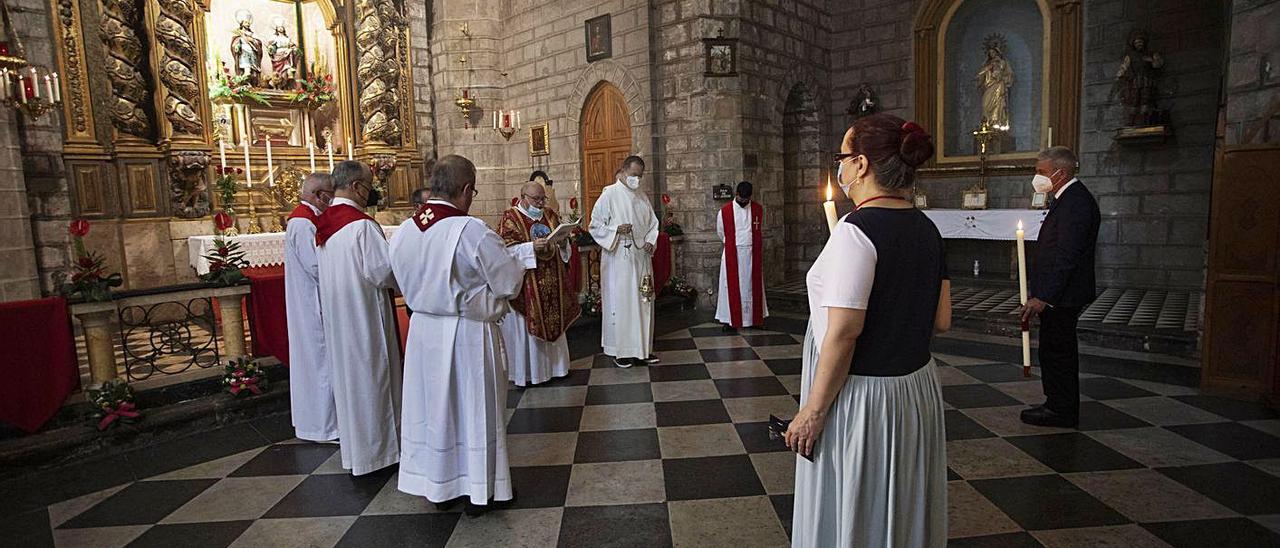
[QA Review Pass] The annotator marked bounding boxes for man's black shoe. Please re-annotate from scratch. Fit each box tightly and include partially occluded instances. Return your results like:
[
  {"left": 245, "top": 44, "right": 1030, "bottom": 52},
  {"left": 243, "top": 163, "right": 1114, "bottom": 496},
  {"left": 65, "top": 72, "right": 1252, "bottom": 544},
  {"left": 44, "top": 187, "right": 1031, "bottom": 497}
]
[{"left": 1020, "top": 406, "right": 1078, "bottom": 428}]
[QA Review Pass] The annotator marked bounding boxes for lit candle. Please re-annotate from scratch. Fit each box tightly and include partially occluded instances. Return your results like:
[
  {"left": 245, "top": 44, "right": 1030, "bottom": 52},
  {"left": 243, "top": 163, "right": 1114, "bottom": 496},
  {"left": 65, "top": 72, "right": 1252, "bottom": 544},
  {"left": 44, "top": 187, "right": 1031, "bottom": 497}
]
[
  {"left": 1016, "top": 220, "right": 1031, "bottom": 377},
  {"left": 218, "top": 139, "right": 227, "bottom": 170},
  {"left": 327, "top": 142, "right": 335, "bottom": 171},
  {"left": 44, "top": 75, "right": 53, "bottom": 102},
  {"left": 308, "top": 138, "right": 317, "bottom": 173},
  {"left": 823, "top": 179, "right": 838, "bottom": 232},
  {"left": 242, "top": 137, "right": 252, "bottom": 187},
  {"left": 265, "top": 137, "right": 274, "bottom": 187},
  {"left": 346, "top": 138, "right": 353, "bottom": 160}
]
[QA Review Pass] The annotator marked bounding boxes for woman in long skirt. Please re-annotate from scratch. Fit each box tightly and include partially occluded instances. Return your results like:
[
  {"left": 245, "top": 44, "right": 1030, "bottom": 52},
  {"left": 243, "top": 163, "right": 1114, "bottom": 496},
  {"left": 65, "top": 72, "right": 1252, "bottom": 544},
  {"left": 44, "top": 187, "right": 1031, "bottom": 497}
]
[{"left": 785, "top": 113, "right": 952, "bottom": 547}]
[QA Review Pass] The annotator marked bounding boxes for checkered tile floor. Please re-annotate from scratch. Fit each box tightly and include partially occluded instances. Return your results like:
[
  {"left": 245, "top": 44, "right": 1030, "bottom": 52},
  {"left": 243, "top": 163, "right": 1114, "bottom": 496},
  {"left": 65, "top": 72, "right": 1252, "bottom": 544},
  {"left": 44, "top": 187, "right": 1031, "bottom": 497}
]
[{"left": 16, "top": 320, "right": 1280, "bottom": 547}]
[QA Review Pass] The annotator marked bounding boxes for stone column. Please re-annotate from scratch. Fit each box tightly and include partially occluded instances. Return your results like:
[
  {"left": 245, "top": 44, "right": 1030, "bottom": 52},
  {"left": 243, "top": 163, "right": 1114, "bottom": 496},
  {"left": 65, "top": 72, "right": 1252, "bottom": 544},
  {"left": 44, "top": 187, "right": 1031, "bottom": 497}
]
[
  {"left": 217, "top": 295, "right": 247, "bottom": 359},
  {"left": 73, "top": 302, "right": 119, "bottom": 387}
]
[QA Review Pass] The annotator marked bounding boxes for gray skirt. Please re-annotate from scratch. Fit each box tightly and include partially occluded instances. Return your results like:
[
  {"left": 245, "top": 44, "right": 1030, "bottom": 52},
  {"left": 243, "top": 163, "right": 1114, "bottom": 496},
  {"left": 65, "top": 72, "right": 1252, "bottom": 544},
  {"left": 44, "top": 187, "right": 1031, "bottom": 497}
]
[{"left": 791, "top": 325, "right": 948, "bottom": 548}]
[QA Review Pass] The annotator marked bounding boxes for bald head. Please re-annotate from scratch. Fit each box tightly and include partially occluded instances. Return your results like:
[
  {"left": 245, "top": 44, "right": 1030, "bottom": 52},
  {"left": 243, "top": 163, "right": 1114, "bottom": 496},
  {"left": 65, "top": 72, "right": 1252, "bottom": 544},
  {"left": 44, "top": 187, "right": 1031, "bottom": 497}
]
[
  {"left": 301, "top": 172, "right": 334, "bottom": 211},
  {"left": 520, "top": 181, "right": 547, "bottom": 211}
]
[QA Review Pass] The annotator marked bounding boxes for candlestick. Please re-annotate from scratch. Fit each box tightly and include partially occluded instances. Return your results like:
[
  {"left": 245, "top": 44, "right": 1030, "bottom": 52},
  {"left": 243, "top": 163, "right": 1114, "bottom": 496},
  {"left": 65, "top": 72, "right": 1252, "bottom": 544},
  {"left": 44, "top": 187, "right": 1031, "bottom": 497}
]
[
  {"left": 346, "top": 138, "right": 353, "bottom": 161},
  {"left": 823, "top": 181, "right": 838, "bottom": 232},
  {"left": 327, "top": 142, "right": 335, "bottom": 171},
  {"left": 308, "top": 139, "right": 317, "bottom": 173},
  {"left": 242, "top": 138, "right": 252, "bottom": 186},
  {"left": 52, "top": 72, "right": 60, "bottom": 102},
  {"left": 219, "top": 140, "right": 227, "bottom": 170},
  {"left": 1016, "top": 220, "right": 1031, "bottom": 377},
  {"left": 1047, "top": 126, "right": 1053, "bottom": 148},
  {"left": 265, "top": 138, "right": 274, "bottom": 187}
]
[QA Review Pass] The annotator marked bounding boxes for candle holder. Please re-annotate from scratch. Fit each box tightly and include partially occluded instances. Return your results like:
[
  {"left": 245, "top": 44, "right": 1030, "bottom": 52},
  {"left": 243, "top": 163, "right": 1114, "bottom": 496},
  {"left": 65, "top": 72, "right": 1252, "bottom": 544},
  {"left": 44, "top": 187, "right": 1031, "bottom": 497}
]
[{"left": 492, "top": 109, "right": 521, "bottom": 141}]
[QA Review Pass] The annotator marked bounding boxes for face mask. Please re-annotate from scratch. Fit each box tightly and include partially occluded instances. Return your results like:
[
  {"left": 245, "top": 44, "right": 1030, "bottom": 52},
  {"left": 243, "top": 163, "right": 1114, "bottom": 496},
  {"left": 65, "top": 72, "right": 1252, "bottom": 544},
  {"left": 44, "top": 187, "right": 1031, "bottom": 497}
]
[
  {"left": 1031, "top": 169, "right": 1059, "bottom": 194},
  {"left": 625, "top": 175, "right": 640, "bottom": 190},
  {"left": 837, "top": 157, "right": 858, "bottom": 195},
  {"left": 525, "top": 204, "right": 543, "bottom": 219},
  {"left": 365, "top": 186, "right": 382, "bottom": 208}
]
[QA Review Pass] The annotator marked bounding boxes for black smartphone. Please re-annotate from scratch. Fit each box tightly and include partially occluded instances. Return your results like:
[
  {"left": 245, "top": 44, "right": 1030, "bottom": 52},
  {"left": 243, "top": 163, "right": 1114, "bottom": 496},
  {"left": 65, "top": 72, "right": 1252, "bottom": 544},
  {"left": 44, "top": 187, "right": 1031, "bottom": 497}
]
[{"left": 767, "top": 414, "right": 814, "bottom": 462}]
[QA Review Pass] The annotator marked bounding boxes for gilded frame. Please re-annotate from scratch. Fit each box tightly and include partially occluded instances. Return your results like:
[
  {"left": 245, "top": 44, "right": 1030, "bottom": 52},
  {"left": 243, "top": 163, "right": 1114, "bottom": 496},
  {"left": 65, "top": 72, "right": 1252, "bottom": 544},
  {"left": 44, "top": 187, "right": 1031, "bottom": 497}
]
[
  {"left": 913, "top": 0, "right": 1082, "bottom": 178},
  {"left": 529, "top": 123, "right": 550, "bottom": 157}
]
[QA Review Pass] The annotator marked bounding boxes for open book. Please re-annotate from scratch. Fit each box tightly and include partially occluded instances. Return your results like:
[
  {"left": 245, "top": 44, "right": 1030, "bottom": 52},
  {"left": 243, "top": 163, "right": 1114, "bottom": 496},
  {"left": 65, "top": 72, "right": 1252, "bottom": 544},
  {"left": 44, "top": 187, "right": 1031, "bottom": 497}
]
[{"left": 546, "top": 220, "right": 579, "bottom": 243}]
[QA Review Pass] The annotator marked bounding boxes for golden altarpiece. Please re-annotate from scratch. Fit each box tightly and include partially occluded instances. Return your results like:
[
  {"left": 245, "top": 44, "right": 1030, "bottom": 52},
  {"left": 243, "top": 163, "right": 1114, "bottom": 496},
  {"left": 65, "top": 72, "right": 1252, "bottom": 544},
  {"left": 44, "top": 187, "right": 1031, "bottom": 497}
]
[{"left": 48, "top": 0, "right": 420, "bottom": 287}]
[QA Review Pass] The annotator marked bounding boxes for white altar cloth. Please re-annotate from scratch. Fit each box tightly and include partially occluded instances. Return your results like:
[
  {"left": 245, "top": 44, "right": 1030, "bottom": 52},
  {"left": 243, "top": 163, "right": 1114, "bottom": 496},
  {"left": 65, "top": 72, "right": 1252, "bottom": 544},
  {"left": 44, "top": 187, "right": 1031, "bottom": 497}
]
[
  {"left": 922, "top": 209, "right": 1048, "bottom": 241},
  {"left": 188, "top": 226, "right": 400, "bottom": 275}
]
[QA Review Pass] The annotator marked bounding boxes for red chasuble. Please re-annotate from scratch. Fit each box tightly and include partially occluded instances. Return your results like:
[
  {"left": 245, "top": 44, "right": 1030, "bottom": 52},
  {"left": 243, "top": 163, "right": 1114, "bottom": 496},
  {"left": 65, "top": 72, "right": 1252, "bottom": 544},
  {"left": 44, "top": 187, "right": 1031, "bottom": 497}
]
[
  {"left": 287, "top": 203, "right": 319, "bottom": 224},
  {"left": 411, "top": 201, "right": 467, "bottom": 232},
  {"left": 721, "top": 201, "right": 764, "bottom": 328},
  {"left": 314, "top": 203, "right": 376, "bottom": 246},
  {"left": 498, "top": 207, "right": 581, "bottom": 342}
]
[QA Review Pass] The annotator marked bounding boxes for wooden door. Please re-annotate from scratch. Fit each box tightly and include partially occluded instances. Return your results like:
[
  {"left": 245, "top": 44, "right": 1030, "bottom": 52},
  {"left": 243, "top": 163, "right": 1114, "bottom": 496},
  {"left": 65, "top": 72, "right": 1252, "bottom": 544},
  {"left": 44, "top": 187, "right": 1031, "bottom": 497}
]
[
  {"left": 1202, "top": 144, "right": 1280, "bottom": 401},
  {"left": 580, "top": 83, "right": 632, "bottom": 225}
]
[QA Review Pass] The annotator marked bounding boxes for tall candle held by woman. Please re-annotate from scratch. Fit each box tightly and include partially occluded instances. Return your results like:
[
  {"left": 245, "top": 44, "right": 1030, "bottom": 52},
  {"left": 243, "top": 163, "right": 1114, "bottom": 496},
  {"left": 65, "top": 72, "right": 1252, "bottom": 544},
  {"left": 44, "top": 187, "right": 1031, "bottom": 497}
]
[{"left": 1016, "top": 220, "right": 1031, "bottom": 376}]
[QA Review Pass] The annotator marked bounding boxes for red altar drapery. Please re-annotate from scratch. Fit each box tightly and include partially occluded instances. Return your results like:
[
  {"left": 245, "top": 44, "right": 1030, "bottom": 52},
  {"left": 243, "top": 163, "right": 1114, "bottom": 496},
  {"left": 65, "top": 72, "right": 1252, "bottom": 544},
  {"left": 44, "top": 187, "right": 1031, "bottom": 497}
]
[{"left": 0, "top": 296, "right": 79, "bottom": 433}]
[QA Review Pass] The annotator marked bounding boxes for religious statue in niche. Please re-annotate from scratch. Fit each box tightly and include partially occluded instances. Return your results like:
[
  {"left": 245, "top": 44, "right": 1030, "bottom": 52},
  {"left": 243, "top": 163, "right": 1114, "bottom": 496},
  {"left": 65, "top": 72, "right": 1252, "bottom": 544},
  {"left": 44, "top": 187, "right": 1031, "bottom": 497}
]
[
  {"left": 267, "top": 16, "right": 301, "bottom": 89},
  {"left": 1113, "top": 29, "right": 1167, "bottom": 128},
  {"left": 230, "top": 10, "right": 264, "bottom": 86},
  {"left": 975, "top": 33, "right": 1013, "bottom": 131},
  {"left": 847, "top": 84, "right": 879, "bottom": 119}
]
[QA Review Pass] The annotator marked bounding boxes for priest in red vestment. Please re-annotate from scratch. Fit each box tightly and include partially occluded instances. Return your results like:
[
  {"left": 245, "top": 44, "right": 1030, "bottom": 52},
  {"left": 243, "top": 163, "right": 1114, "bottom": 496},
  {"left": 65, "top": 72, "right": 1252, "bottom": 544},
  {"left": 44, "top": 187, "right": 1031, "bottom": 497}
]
[
  {"left": 498, "top": 182, "right": 580, "bottom": 386},
  {"left": 715, "top": 181, "right": 768, "bottom": 330}
]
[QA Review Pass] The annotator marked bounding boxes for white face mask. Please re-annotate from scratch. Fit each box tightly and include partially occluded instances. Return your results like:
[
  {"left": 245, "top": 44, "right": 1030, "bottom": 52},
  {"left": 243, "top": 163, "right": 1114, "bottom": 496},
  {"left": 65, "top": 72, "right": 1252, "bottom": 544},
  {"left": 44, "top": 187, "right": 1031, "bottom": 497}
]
[
  {"left": 1031, "top": 170, "right": 1060, "bottom": 193},
  {"left": 523, "top": 203, "right": 543, "bottom": 219},
  {"left": 624, "top": 175, "right": 641, "bottom": 190},
  {"left": 837, "top": 157, "right": 858, "bottom": 195}
]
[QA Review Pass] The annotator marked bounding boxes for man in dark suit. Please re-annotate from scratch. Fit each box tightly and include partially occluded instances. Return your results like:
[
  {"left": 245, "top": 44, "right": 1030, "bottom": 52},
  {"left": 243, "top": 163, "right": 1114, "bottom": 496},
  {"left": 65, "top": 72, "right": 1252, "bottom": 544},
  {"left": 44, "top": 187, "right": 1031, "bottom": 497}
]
[{"left": 1020, "top": 146, "right": 1100, "bottom": 427}]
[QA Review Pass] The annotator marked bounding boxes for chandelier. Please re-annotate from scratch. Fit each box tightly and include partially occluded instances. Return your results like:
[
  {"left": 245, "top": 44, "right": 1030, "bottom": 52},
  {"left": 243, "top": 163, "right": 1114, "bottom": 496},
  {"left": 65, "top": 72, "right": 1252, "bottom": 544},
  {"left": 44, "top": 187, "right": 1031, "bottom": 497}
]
[{"left": 1, "top": 0, "right": 61, "bottom": 121}]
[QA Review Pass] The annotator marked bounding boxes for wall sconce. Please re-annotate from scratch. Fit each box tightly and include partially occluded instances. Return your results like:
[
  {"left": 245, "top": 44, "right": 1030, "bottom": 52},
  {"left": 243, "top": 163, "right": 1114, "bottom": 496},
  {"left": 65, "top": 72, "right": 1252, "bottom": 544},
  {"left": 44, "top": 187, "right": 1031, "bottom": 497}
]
[
  {"left": 455, "top": 88, "right": 475, "bottom": 127},
  {"left": 1, "top": 1, "right": 61, "bottom": 121},
  {"left": 492, "top": 109, "right": 520, "bottom": 140}
]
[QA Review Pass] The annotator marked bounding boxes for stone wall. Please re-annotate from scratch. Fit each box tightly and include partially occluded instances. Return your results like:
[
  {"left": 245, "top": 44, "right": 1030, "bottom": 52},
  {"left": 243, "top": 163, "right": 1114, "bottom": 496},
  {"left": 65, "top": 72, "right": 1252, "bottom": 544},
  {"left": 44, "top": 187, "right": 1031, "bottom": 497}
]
[
  {"left": 1224, "top": 0, "right": 1280, "bottom": 145},
  {"left": 0, "top": 114, "right": 41, "bottom": 302}
]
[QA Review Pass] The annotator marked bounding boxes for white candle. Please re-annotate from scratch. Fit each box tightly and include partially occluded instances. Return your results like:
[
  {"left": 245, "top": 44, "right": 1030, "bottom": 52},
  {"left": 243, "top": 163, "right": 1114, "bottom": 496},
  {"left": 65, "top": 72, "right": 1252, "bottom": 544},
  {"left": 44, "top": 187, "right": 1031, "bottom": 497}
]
[
  {"left": 44, "top": 75, "right": 53, "bottom": 103},
  {"left": 493, "top": 111, "right": 497, "bottom": 129},
  {"left": 1047, "top": 126, "right": 1053, "bottom": 148},
  {"left": 265, "top": 138, "right": 274, "bottom": 187},
  {"left": 52, "top": 72, "right": 60, "bottom": 102},
  {"left": 823, "top": 180, "right": 838, "bottom": 232},
  {"left": 308, "top": 139, "right": 316, "bottom": 173},
  {"left": 1, "top": 69, "right": 8, "bottom": 100},
  {"left": 516, "top": 111, "right": 521, "bottom": 128},
  {"left": 327, "top": 142, "right": 335, "bottom": 171},
  {"left": 346, "top": 138, "right": 353, "bottom": 160},
  {"left": 29, "top": 68, "right": 37, "bottom": 98},
  {"left": 218, "top": 140, "right": 227, "bottom": 170},
  {"left": 242, "top": 138, "right": 252, "bottom": 187},
  {"left": 1016, "top": 220, "right": 1031, "bottom": 376}
]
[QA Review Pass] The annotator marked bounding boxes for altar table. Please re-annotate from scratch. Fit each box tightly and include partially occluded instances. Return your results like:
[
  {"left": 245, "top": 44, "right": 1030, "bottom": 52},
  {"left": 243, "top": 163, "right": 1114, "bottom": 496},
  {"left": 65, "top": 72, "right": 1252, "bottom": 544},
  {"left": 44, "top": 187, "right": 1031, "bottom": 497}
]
[
  {"left": 922, "top": 209, "right": 1048, "bottom": 241},
  {"left": 188, "top": 226, "right": 400, "bottom": 275}
]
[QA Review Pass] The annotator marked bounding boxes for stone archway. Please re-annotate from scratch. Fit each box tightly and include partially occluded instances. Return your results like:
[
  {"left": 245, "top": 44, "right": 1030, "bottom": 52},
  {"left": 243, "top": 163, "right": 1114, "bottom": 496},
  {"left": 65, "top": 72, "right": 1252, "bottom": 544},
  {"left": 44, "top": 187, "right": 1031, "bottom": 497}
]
[{"left": 782, "top": 82, "right": 825, "bottom": 280}]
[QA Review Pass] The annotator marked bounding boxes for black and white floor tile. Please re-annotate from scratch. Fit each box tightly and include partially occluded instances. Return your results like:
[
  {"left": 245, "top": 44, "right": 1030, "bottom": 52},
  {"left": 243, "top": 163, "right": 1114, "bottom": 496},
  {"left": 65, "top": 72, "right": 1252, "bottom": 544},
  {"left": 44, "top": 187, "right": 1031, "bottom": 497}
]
[{"left": 7, "top": 315, "right": 1280, "bottom": 547}]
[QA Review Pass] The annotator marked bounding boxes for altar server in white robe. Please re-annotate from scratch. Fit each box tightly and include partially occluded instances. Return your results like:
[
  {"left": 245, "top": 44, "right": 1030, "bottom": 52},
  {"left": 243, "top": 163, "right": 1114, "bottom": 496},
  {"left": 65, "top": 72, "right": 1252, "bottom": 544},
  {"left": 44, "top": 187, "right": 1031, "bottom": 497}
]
[
  {"left": 314, "top": 160, "right": 402, "bottom": 476},
  {"left": 589, "top": 156, "right": 661, "bottom": 368},
  {"left": 498, "top": 182, "right": 580, "bottom": 386},
  {"left": 285, "top": 172, "right": 338, "bottom": 442},
  {"left": 390, "top": 155, "right": 534, "bottom": 516},
  {"left": 716, "top": 181, "right": 769, "bottom": 331}
]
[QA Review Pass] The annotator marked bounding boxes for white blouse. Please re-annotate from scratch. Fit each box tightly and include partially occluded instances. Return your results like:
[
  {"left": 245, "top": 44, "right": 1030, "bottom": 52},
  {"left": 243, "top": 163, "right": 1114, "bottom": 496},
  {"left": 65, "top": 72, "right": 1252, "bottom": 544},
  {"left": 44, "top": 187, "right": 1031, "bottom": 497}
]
[{"left": 805, "top": 213, "right": 878, "bottom": 349}]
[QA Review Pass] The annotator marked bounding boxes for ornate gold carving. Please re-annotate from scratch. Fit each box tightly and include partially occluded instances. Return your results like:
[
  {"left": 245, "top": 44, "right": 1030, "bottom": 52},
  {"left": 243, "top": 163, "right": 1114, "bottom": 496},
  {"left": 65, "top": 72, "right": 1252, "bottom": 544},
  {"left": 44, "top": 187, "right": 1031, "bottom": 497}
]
[
  {"left": 168, "top": 150, "right": 210, "bottom": 218},
  {"left": 267, "top": 165, "right": 305, "bottom": 210},
  {"left": 99, "top": 0, "right": 153, "bottom": 137},
  {"left": 355, "top": 0, "right": 403, "bottom": 146},
  {"left": 153, "top": 0, "right": 203, "bottom": 135},
  {"left": 53, "top": 0, "right": 94, "bottom": 141}
]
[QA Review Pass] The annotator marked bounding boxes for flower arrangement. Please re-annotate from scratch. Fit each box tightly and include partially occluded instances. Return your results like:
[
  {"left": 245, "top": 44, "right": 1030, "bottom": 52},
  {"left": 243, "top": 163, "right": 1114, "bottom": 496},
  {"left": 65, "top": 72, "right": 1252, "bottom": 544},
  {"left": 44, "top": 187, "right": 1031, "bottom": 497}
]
[
  {"left": 566, "top": 197, "right": 581, "bottom": 224},
  {"left": 581, "top": 290, "right": 602, "bottom": 316},
  {"left": 663, "top": 275, "right": 699, "bottom": 304},
  {"left": 214, "top": 166, "right": 244, "bottom": 213},
  {"left": 200, "top": 213, "right": 248, "bottom": 286},
  {"left": 223, "top": 357, "right": 268, "bottom": 397},
  {"left": 56, "top": 219, "right": 123, "bottom": 302},
  {"left": 660, "top": 194, "right": 684, "bottom": 237},
  {"left": 209, "top": 63, "right": 270, "bottom": 106},
  {"left": 87, "top": 378, "right": 140, "bottom": 431},
  {"left": 287, "top": 68, "right": 336, "bottom": 109}
]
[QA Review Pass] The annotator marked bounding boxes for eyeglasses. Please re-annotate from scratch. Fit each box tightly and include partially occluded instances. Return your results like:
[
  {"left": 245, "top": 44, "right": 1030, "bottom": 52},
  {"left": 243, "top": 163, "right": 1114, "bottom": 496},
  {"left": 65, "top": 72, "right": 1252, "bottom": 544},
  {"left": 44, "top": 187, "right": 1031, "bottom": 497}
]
[
  {"left": 832, "top": 153, "right": 857, "bottom": 170},
  {"left": 470, "top": 186, "right": 479, "bottom": 198},
  {"left": 521, "top": 193, "right": 547, "bottom": 204}
]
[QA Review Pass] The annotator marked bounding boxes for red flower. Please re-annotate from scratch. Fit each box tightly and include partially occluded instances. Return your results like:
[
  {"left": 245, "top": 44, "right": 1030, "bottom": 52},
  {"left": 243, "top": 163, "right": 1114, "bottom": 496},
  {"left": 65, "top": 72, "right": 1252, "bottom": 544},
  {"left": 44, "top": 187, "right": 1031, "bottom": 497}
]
[
  {"left": 236, "top": 167, "right": 245, "bottom": 174},
  {"left": 511, "top": 197, "right": 519, "bottom": 207},
  {"left": 661, "top": 194, "right": 671, "bottom": 205},
  {"left": 77, "top": 256, "right": 96, "bottom": 269},
  {"left": 569, "top": 197, "right": 578, "bottom": 210},
  {"left": 214, "top": 211, "right": 234, "bottom": 232},
  {"left": 69, "top": 219, "right": 90, "bottom": 237},
  {"left": 324, "top": 74, "right": 333, "bottom": 82}
]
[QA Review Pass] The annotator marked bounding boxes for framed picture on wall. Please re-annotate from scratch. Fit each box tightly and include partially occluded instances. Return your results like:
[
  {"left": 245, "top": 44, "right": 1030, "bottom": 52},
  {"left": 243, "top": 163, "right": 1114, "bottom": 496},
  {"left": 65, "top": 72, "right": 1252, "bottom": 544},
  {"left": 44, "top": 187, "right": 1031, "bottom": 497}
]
[
  {"left": 529, "top": 123, "right": 550, "bottom": 157},
  {"left": 585, "top": 15, "right": 611, "bottom": 62},
  {"left": 962, "top": 187, "right": 988, "bottom": 210},
  {"left": 703, "top": 32, "right": 738, "bottom": 77}
]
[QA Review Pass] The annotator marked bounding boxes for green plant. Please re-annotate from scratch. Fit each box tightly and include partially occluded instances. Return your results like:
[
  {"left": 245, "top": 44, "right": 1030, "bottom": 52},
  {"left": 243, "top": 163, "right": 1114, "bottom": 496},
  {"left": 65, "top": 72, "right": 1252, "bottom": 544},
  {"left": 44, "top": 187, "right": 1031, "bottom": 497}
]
[
  {"left": 200, "top": 236, "right": 248, "bottom": 286},
  {"left": 88, "top": 378, "right": 139, "bottom": 431},
  {"left": 223, "top": 357, "right": 268, "bottom": 396},
  {"left": 214, "top": 166, "right": 243, "bottom": 211},
  {"left": 56, "top": 219, "right": 123, "bottom": 302},
  {"left": 286, "top": 67, "right": 336, "bottom": 108},
  {"left": 210, "top": 63, "right": 271, "bottom": 106}
]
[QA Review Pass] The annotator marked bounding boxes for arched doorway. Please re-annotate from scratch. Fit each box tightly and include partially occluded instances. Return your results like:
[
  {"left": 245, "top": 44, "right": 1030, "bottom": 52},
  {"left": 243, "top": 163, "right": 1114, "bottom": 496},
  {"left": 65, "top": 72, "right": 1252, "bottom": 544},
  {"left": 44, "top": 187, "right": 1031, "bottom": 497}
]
[
  {"left": 580, "top": 82, "right": 632, "bottom": 224},
  {"left": 782, "top": 82, "right": 823, "bottom": 280}
]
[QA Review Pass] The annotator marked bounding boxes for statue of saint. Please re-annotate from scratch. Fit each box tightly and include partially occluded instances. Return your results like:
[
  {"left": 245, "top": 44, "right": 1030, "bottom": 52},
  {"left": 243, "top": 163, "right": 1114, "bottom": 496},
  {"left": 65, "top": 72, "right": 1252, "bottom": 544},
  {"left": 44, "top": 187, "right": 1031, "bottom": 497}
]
[
  {"left": 975, "top": 34, "right": 1013, "bottom": 131},
  {"left": 267, "top": 17, "right": 300, "bottom": 88},
  {"left": 1113, "top": 29, "right": 1165, "bottom": 127},
  {"left": 230, "top": 10, "right": 263, "bottom": 86}
]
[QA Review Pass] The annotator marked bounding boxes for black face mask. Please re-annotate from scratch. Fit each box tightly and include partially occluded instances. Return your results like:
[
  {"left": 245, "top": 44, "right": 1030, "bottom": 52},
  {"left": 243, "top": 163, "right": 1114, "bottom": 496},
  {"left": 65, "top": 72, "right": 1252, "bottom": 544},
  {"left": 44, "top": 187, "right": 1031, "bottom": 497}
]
[{"left": 365, "top": 186, "right": 382, "bottom": 208}]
